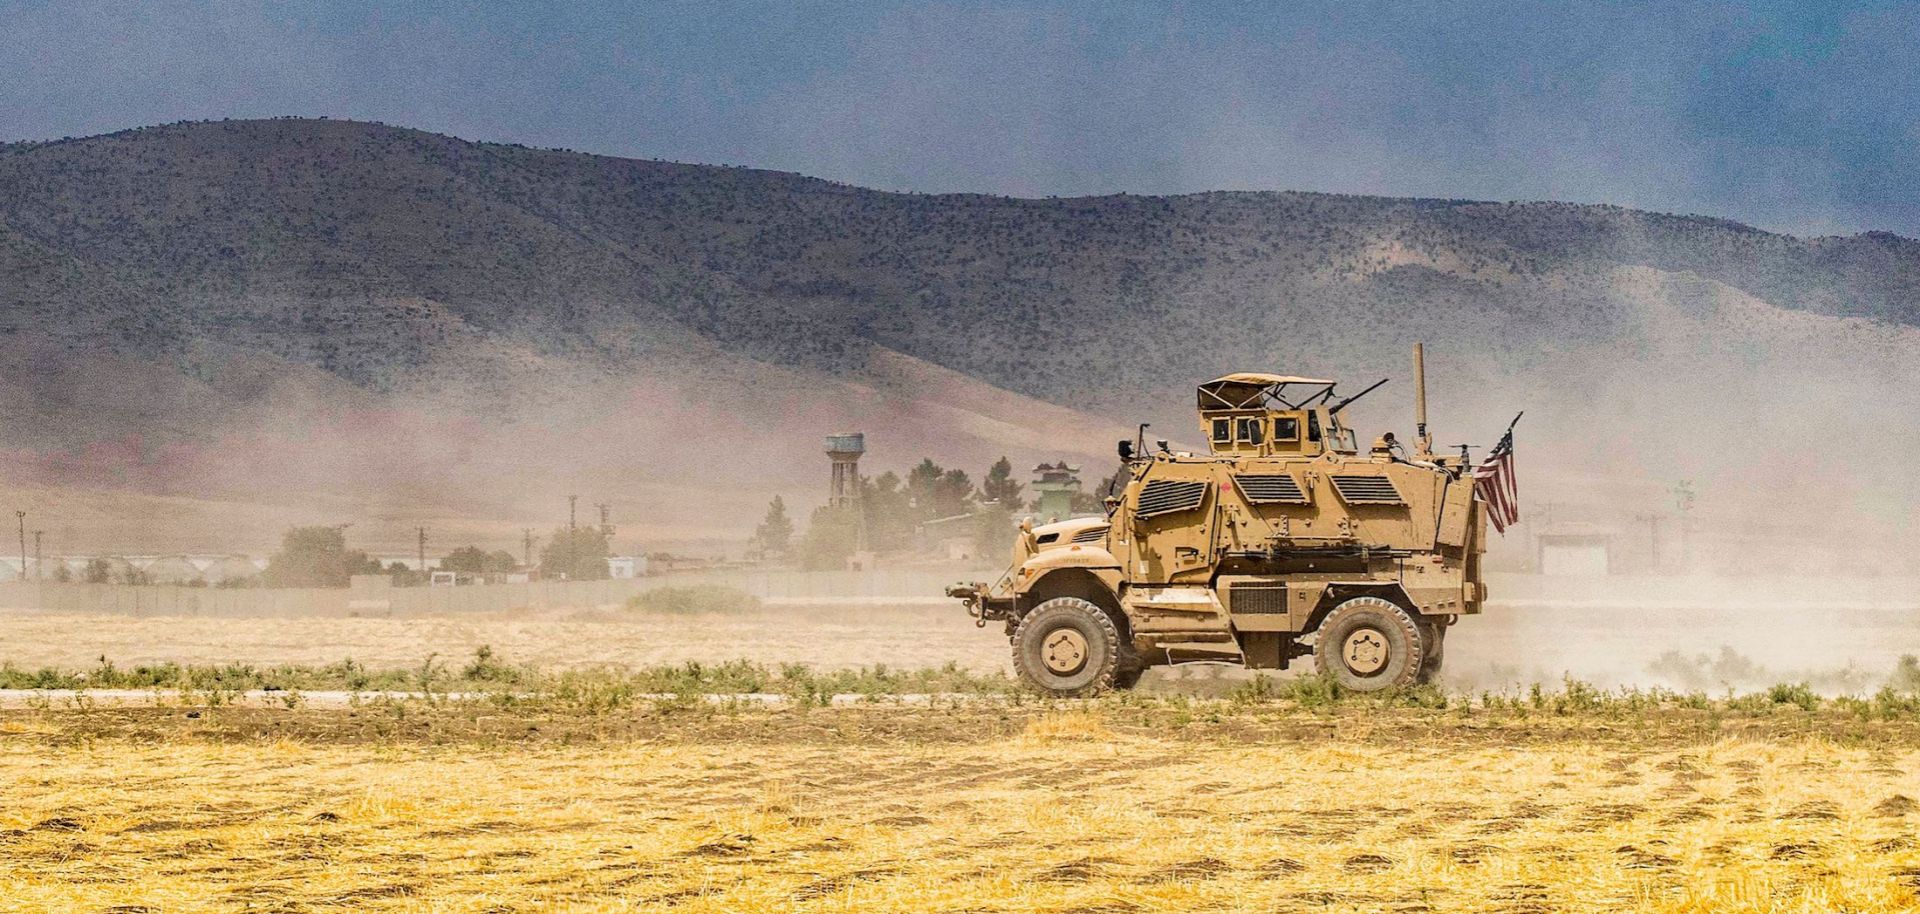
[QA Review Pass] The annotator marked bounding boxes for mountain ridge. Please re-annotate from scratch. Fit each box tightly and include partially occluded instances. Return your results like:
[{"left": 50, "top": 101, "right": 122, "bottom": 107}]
[{"left": 3, "top": 117, "right": 1917, "bottom": 558}]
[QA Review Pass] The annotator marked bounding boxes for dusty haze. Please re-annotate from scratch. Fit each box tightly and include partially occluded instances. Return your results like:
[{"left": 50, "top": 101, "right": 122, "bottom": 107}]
[{"left": 1, "top": 119, "right": 1917, "bottom": 688}]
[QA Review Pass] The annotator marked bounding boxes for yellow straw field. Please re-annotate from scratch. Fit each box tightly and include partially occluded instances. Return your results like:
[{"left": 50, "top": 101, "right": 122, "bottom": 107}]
[{"left": 6, "top": 705, "right": 1920, "bottom": 913}]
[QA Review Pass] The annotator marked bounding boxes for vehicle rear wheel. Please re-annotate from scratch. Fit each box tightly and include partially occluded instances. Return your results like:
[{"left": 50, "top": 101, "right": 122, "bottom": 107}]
[
  {"left": 1012, "top": 597, "right": 1122, "bottom": 697},
  {"left": 1313, "top": 597, "right": 1425, "bottom": 692},
  {"left": 1416, "top": 620, "right": 1447, "bottom": 684}
]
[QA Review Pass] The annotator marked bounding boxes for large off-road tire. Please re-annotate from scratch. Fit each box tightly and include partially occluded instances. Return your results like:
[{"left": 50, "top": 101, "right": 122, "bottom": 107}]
[
  {"left": 1012, "top": 597, "right": 1123, "bottom": 697},
  {"left": 1313, "top": 596, "right": 1426, "bottom": 692},
  {"left": 1416, "top": 620, "right": 1448, "bottom": 684}
]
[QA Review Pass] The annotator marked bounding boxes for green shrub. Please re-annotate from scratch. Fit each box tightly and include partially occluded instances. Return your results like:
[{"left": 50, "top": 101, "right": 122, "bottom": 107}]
[
  {"left": 1765, "top": 682, "right": 1821, "bottom": 711},
  {"left": 461, "top": 645, "right": 524, "bottom": 684}
]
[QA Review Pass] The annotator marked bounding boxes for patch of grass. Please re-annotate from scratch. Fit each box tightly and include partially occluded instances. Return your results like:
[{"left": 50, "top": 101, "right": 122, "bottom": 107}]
[
  {"left": 626, "top": 585, "right": 763, "bottom": 614},
  {"left": 11, "top": 653, "right": 1920, "bottom": 727}
]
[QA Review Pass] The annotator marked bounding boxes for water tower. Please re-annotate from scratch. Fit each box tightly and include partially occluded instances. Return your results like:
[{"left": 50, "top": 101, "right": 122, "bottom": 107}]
[{"left": 825, "top": 433, "right": 865, "bottom": 507}]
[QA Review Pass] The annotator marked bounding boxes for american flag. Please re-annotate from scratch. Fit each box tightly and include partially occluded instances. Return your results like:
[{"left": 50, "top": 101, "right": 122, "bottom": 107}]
[{"left": 1473, "top": 418, "right": 1521, "bottom": 534}]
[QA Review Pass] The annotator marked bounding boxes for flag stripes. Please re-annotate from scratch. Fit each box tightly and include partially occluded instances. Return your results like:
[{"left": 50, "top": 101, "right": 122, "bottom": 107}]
[{"left": 1473, "top": 424, "right": 1520, "bottom": 534}]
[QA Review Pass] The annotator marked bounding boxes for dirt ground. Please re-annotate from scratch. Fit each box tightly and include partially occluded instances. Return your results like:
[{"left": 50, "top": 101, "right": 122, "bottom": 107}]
[
  {"left": 7, "top": 704, "right": 1920, "bottom": 913},
  {"left": 0, "top": 605, "right": 1009, "bottom": 674}
]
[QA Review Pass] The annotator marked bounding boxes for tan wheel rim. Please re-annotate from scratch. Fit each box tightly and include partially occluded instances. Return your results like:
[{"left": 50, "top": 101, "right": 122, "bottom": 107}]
[
  {"left": 1042, "top": 628, "right": 1089, "bottom": 674},
  {"left": 1343, "top": 628, "right": 1389, "bottom": 676}
]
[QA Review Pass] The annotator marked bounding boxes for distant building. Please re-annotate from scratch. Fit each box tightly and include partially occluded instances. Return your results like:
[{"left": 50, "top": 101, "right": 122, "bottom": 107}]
[
  {"left": 607, "top": 555, "right": 647, "bottom": 579},
  {"left": 135, "top": 555, "right": 204, "bottom": 584},
  {"left": 1535, "top": 523, "right": 1613, "bottom": 576},
  {"left": 374, "top": 555, "right": 441, "bottom": 572},
  {"left": 916, "top": 514, "right": 978, "bottom": 563}
]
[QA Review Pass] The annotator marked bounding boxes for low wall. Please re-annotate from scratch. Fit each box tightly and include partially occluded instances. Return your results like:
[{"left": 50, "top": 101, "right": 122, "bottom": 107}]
[{"left": 0, "top": 567, "right": 990, "bottom": 617}]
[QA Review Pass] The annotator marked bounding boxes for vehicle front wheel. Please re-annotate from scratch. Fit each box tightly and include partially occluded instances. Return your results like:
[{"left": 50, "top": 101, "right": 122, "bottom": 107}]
[
  {"left": 1313, "top": 597, "right": 1425, "bottom": 692},
  {"left": 1011, "top": 597, "right": 1122, "bottom": 697}
]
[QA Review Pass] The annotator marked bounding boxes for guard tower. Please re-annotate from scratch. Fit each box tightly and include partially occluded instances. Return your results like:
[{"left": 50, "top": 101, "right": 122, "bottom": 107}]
[
  {"left": 825, "top": 433, "right": 865, "bottom": 507},
  {"left": 1031, "top": 461, "right": 1082, "bottom": 520}
]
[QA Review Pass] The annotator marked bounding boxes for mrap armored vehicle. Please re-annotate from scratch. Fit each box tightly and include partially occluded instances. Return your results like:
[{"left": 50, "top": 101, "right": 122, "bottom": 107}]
[{"left": 948, "top": 345, "right": 1489, "bottom": 696}]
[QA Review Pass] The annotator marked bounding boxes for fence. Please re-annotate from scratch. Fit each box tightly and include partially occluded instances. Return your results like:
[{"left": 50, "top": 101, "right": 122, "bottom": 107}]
[{"left": 11, "top": 569, "right": 1907, "bottom": 620}]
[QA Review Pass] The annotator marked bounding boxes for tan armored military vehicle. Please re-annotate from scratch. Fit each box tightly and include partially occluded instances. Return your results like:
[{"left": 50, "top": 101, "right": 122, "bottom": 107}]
[{"left": 948, "top": 345, "right": 1489, "bottom": 696}]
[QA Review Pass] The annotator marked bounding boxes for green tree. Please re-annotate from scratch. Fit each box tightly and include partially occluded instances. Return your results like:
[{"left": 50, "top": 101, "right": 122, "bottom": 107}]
[
  {"left": 753, "top": 496, "right": 795, "bottom": 556},
  {"left": 906, "top": 458, "right": 974, "bottom": 520},
  {"left": 980, "top": 456, "right": 1025, "bottom": 510},
  {"left": 539, "top": 526, "right": 611, "bottom": 580},
  {"left": 798, "top": 504, "right": 859, "bottom": 571},
  {"left": 83, "top": 558, "right": 110, "bottom": 584},
  {"left": 974, "top": 502, "right": 1020, "bottom": 561},
  {"left": 1074, "top": 468, "right": 1126, "bottom": 515},
  {"left": 862, "top": 471, "right": 914, "bottom": 546},
  {"left": 262, "top": 526, "right": 382, "bottom": 588}
]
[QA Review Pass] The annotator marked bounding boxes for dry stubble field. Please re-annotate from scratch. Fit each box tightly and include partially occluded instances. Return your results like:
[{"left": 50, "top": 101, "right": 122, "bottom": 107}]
[
  {"left": 8, "top": 704, "right": 1920, "bottom": 913},
  {"left": 10, "top": 594, "right": 1920, "bottom": 912}
]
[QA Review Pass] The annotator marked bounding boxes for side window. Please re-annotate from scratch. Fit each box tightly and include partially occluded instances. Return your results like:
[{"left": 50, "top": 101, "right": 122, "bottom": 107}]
[
  {"left": 1272, "top": 417, "right": 1300, "bottom": 441},
  {"left": 1307, "top": 411, "right": 1322, "bottom": 442},
  {"left": 1211, "top": 418, "right": 1231, "bottom": 444},
  {"left": 1236, "top": 417, "right": 1264, "bottom": 444}
]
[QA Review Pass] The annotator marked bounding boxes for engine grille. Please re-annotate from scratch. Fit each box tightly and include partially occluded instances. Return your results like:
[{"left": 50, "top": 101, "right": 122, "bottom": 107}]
[
  {"left": 1234, "top": 474, "right": 1308, "bottom": 504},
  {"left": 1070, "top": 526, "right": 1110, "bottom": 544},
  {"left": 1230, "top": 584, "right": 1288, "bottom": 614},
  {"left": 1330, "top": 475, "right": 1405, "bottom": 505},
  {"left": 1136, "top": 479, "right": 1209, "bottom": 518}
]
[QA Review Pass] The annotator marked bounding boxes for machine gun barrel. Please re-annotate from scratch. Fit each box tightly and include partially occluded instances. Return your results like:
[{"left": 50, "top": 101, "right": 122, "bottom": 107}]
[{"left": 1329, "top": 377, "right": 1389, "bottom": 414}]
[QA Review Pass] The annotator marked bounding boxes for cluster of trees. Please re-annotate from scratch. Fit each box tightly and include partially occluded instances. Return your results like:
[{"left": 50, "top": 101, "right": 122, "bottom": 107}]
[
  {"left": 45, "top": 558, "right": 124, "bottom": 584},
  {"left": 263, "top": 526, "right": 384, "bottom": 587},
  {"left": 439, "top": 545, "right": 518, "bottom": 575},
  {"left": 255, "top": 524, "right": 612, "bottom": 587},
  {"left": 537, "top": 527, "right": 611, "bottom": 581},
  {"left": 755, "top": 456, "right": 1117, "bottom": 571}
]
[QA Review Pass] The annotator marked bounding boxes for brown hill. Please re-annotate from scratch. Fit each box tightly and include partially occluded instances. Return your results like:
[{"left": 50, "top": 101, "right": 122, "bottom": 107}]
[{"left": 2, "top": 118, "right": 1916, "bottom": 561}]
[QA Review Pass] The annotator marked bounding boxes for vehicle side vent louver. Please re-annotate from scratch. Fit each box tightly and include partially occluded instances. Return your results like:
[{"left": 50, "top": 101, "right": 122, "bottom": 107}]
[
  {"left": 1330, "top": 475, "right": 1405, "bottom": 505},
  {"left": 1230, "top": 584, "right": 1288, "bottom": 614},
  {"left": 1136, "top": 480, "right": 1209, "bottom": 518},
  {"left": 1070, "top": 526, "right": 1110, "bottom": 544},
  {"left": 1234, "top": 474, "right": 1308, "bottom": 504}
]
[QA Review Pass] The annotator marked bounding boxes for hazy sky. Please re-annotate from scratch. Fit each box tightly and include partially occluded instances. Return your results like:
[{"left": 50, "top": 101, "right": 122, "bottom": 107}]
[{"left": 3, "top": 1, "right": 1916, "bottom": 237}]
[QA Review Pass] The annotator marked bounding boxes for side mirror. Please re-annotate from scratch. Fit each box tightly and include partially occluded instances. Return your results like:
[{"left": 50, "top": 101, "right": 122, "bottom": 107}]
[
  {"left": 1156, "top": 438, "right": 1170, "bottom": 453},
  {"left": 1117, "top": 439, "right": 1134, "bottom": 460}
]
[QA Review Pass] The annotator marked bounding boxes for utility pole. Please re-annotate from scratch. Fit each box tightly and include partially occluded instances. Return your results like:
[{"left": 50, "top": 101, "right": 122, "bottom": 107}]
[
  {"left": 417, "top": 527, "right": 428, "bottom": 580},
  {"left": 1671, "top": 480, "right": 1696, "bottom": 572},
  {"left": 567, "top": 495, "right": 579, "bottom": 580},
  {"left": 14, "top": 511, "right": 23, "bottom": 583},
  {"left": 1635, "top": 513, "right": 1662, "bottom": 573},
  {"left": 596, "top": 502, "right": 612, "bottom": 538},
  {"left": 33, "top": 531, "right": 43, "bottom": 581},
  {"left": 523, "top": 528, "right": 535, "bottom": 569}
]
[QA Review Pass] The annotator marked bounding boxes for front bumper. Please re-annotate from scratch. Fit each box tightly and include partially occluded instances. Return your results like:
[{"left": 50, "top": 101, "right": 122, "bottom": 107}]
[{"left": 946, "top": 580, "right": 1015, "bottom": 627}]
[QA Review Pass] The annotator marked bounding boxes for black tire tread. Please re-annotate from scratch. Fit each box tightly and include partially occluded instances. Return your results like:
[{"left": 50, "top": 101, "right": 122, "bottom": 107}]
[
  {"left": 1313, "top": 596, "right": 1425, "bottom": 691},
  {"left": 1011, "top": 597, "right": 1122, "bottom": 698}
]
